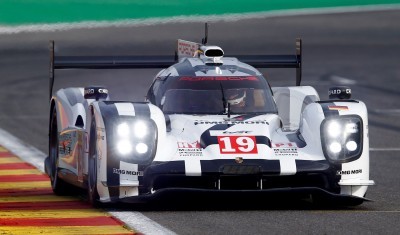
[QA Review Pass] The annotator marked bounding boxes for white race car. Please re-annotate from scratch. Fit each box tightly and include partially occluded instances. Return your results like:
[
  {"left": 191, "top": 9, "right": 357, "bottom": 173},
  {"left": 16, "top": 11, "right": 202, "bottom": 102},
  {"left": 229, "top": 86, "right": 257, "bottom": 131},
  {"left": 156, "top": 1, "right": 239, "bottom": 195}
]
[{"left": 45, "top": 27, "right": 374, "bottom": 206}]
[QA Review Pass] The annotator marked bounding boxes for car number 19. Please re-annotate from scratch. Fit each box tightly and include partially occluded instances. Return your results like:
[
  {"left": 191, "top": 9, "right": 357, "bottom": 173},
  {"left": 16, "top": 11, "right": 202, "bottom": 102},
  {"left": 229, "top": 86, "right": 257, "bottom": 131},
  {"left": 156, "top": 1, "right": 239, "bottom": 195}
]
[{"left": 218, "top": 136, "right": 258, "bottom": 154}]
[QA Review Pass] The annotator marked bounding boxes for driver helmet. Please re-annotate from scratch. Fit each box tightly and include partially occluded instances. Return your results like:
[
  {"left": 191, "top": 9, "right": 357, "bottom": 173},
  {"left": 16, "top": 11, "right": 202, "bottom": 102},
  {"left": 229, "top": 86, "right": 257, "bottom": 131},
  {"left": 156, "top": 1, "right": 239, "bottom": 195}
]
[{"left": 227, "top": 89, "right": 246, "bottom": 107}]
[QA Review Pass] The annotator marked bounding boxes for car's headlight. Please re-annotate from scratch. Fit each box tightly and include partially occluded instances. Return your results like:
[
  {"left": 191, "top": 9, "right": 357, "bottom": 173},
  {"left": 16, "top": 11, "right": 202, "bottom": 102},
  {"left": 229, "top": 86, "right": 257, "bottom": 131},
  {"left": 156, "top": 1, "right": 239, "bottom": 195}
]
[
  {"left": 117, "top": 140, "right": 133, "bottom": 155},
  {"left": 113, "top": 117, "right": 157, "bottom": 164},
  {"left": 321, "top": 115, "right": 363, "bottom": 163},
  {"left": 136, "top": 143, "right": 148, "bottom": 154},
  {"left": 133, "top": 121, "right": 148, "bottom": 138},
  {"left": 117, "top": 122, "right": 130, "bottom": 137}
]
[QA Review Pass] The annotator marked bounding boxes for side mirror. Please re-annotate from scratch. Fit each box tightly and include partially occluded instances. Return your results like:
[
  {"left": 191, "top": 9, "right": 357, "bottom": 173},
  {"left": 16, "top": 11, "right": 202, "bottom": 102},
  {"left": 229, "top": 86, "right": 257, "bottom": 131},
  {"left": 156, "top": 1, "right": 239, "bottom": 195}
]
[
  {"left": 329, "top": 86, "right": 351, "bottom": 100},
  {"left": 84, "top": 86, "right": 109, "bottom": 101}
]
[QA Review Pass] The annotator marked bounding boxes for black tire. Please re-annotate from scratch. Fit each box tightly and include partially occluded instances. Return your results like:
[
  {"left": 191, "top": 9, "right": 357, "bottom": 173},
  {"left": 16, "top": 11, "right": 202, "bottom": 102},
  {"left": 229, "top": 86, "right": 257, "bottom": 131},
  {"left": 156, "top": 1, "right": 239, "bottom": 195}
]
[
  {"left": 49, "top": 109, "right": 72, "bottom": 195},
  {"left": 87, "top": 117, "right": 100, "bottom": 206}
]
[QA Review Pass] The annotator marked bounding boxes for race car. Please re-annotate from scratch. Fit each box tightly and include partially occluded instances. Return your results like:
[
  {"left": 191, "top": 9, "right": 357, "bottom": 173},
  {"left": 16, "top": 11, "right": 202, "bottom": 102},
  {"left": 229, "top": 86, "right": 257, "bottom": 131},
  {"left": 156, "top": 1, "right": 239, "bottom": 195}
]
[{"left": 45, "top": 26, "right": 374, "bottom": 206}]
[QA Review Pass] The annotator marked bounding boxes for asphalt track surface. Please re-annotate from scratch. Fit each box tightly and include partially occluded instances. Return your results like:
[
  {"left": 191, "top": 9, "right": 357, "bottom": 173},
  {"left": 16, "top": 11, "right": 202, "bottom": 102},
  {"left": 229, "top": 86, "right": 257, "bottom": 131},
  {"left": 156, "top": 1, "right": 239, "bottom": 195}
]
[{"left": 0, "top": 9, "right": 400, "bottom": 234}]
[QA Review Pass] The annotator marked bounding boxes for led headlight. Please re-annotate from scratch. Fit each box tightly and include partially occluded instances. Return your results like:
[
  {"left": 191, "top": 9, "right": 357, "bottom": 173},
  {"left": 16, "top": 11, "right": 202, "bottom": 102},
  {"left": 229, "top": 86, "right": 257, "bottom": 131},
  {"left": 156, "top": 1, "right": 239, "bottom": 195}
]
[
  {"left": 117, "top": 122, "right": 130, "bottom": 137},
  {"left": 136, "top": 143, "right": 148, "bottom": 154},
  {"left": 113, "top": 117, "right": 158, "bottom": 165},
  {"left": 329, "top": 142, "right": 342, "bottom": 153},
  {"left": 133, "top": 121, "right": 148, "bottom": 138},
  {"left": 321, "top": 115, "right": 363, "bottom": 163},
  {"left": 117, "top": 140, "right": 133, "bottom": 155},
  {"left": 327, "top": 121, "right": 341, "bottom": 138},
  {"left": 346, "top": 141, "right": 358, "bottom": 151}
]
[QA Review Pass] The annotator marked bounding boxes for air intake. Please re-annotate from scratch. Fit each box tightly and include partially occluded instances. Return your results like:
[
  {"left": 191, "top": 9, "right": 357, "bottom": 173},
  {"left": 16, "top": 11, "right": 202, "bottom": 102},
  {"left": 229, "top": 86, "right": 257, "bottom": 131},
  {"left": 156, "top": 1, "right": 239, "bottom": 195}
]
[{"left": 200, "top": 46, "right": 224, "bottom": 65}]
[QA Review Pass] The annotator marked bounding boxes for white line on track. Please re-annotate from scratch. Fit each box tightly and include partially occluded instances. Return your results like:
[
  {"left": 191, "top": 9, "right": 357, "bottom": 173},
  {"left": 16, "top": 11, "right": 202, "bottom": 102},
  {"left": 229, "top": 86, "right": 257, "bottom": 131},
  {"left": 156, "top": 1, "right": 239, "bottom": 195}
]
[
  {"left": 0, "top": 4, "right": 399, "bottom": 34},
  {"left": 370, "top": 148, "right": 400, "bottom": 151},
  {"left": 0, "top": 115, "right": 47, "bottom": 119},
  {"left": 372, "top": 109, "right": 400, "bottom": 115},
  {"left": 0, "top": 128, "right": 45, "bottom": 172},
  {"left": 312, "top": 210, "right": 400, "bottom": 213},
  {"left": 109, "top": 211, "right": 176, "bottom": 235},
  {"left": 330, "top": 75, "right": 357, "bottom": 85},
  {"left": 0, "top": 127, "right": 176, "bottom": 235}
]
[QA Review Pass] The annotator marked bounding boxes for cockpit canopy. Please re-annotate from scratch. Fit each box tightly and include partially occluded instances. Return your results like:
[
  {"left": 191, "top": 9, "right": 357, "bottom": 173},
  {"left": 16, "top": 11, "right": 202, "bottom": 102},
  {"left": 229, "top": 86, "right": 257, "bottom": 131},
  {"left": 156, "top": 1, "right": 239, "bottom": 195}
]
[{"left": 147, "top": 74, "right": 277, "bottom": 115}]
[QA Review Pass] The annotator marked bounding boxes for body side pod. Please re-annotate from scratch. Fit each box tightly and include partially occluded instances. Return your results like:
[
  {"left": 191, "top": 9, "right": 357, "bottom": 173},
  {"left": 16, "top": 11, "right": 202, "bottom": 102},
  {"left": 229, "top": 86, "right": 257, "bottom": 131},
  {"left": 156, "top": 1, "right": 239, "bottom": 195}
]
[
  {"left": 272, "top": 86, "right": 320, "bottom": 131},
  {"left": 89, "top": 101, "right": 166, "bottom": 202}
]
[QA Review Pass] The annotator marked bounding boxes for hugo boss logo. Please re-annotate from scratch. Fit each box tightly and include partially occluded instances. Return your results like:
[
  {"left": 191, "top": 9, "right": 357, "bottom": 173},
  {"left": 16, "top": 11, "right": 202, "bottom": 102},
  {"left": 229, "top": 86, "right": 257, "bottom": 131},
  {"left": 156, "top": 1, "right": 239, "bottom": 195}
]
[
  {"left": 84, "top": 86, "right": 109, "bottom": 100},
  {"left": 84, "top": 88, "right": 108, "bottom": 95},
  {"left": 328, "top": 86, "right": 352, "bottom": 100}
]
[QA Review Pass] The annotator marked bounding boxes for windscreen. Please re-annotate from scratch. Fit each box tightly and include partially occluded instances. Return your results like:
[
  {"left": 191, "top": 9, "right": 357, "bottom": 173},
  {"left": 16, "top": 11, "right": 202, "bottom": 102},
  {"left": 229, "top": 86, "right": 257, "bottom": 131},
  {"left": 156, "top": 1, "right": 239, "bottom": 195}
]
[{"left": 154, "top": 75, "right": 277, "bottom": 115}]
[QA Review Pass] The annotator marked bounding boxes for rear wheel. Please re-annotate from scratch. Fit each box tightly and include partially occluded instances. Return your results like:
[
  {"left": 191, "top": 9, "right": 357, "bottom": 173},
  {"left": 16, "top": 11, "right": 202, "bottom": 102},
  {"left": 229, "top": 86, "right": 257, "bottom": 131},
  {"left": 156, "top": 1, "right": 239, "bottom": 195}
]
[
  {"left": 49, "top": 109, "right": 71, "bottom": 195},
  {"left": 88, "top": 117, "right": 100, "bottom": 206}
]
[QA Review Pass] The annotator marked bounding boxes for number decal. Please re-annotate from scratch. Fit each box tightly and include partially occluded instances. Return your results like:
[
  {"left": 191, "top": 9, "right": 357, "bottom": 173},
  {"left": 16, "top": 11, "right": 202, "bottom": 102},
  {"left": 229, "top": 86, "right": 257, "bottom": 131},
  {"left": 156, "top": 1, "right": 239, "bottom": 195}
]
[
  {"left": 218, "top": 137, "right": 236, "bottom": 153},
  {"left": 218, "top": 136, "right": 258, "bottom": 154},
  {"left": 237, "top": 136, "right": 255, "bottom": 152}
]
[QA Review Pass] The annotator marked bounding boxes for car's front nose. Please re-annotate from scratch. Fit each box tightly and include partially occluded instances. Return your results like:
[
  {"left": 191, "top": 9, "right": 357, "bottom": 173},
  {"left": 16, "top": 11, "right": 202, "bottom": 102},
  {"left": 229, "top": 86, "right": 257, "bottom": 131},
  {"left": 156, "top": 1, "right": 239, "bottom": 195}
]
[{"left": 139, "top": 159, "right": 341, "bottom": 194}]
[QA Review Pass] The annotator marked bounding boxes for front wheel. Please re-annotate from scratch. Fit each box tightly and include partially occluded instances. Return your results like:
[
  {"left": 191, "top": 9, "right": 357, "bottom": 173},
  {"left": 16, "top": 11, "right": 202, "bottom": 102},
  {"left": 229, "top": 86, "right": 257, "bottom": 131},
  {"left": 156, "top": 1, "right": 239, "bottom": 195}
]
[
  {"left": 87, "top": 117, "right": 100, "bottom": 206},
  {"left": 49, "top": 109, "right": 72, "bottom": 195}
]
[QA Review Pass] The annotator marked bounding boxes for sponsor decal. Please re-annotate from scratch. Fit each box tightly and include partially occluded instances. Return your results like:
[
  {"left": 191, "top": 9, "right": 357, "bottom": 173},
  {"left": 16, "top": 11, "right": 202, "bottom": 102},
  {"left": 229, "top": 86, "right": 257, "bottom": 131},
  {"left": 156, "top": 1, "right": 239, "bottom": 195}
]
[
  {"left": 337, "top": 169, "right": 362, "bottom": 175},
  {"left": 329, "top": 88, "right": 351, "bottom": 96},
  {"left": 273, "top": 142, "right": 298, "bottom": 156},
  {"left": 58, "top": 131, "right": 84, "bottom": 167},
  {"left": 273, "top": 148, "right": 298, "bottom": 156},
  {"left": 194, "top": 120, "right": 269, "bottom": 125},
  {"left": 209, "top": 130, "right": 252, "bottom": 136},
  {"left": 223, "top": 130, "right": 252, "bottom": 134},
  {"left": 272, "top": 143, "right": 297, "bottom": 148},
  {"left": 178, "top": 141, "right": 203, "bottom": 157},
  {"left": 179, "top": 76, "right": 259, "bottom": 82},
  {"left": 178, "top": 141, "right": 200, "bottom": 148},
  {"left": 328, "top": 105, "right": 349, "bottom": 111},
  {"left": 85, "top": 88, "right": 108, "bottom": 95},
  {"left": 218, "top": 136, "right": 258, "bottom": 154},
  {"left": 60, "top": 139, "right": 72, "bottom": 155},
  {"left": 59, "top": 133, "right": 73, "bottom": 155},
  {"left": 113, "top": 168, "right": 144, "bottom": 176}
]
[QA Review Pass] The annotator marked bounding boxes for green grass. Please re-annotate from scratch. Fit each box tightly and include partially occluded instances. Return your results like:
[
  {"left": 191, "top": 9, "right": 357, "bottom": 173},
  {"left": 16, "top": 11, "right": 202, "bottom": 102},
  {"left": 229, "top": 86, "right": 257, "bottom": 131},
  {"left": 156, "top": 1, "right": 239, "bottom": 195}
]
[{"left": 0, "top": 0, "right": 399, "bottom": 25}]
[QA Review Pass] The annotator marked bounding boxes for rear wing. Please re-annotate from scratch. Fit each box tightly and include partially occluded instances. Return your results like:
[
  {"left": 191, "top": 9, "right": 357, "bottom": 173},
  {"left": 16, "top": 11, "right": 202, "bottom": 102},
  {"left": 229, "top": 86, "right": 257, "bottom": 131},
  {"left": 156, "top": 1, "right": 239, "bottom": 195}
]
[
  {"left": 49, "top": 38, "right": 301, "bottom": 99},
  {"left": 234, "top": 38, "right": 301, "bottom": 85},
  {"left": 49, "top": 41, "right": 176, "bottom": 99}
]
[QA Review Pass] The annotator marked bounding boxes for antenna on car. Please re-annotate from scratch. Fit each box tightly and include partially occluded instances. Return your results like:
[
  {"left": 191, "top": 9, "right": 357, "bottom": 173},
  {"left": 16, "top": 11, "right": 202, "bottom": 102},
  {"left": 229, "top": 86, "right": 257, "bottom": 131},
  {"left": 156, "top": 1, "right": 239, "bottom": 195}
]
[{"left": 201, "top": 23, "right": 208, "bottom": 45}]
